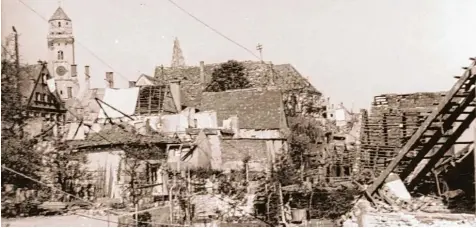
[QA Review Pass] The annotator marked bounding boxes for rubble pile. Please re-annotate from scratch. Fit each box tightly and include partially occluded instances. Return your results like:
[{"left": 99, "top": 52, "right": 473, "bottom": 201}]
[
  {"left": 192, "top": 193, "right": 255, "bottom": 220},
  {"left": 341, "top": 197, "right": 476, "bottom": 227}
]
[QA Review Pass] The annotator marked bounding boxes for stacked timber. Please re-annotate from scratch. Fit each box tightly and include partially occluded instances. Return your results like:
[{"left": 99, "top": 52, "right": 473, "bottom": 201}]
[{"left": 360, "top": 92, "right": 446, "bottom": 175}]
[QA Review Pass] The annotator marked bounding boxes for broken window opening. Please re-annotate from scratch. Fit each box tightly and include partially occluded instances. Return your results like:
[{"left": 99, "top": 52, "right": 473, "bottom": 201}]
[{"left": 57, "top": 50, "right": 64, "bottom": 60}]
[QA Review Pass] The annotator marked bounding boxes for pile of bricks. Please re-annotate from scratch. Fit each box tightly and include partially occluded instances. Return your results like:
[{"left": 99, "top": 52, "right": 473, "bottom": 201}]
[{"left": 359, "top": 92, "right": 446, "bottom": 175}]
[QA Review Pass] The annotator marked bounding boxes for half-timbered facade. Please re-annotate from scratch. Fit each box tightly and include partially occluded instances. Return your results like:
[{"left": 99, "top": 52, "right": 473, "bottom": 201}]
[{"left": 19, "top": 62, "right": 67, "bottom": 122}]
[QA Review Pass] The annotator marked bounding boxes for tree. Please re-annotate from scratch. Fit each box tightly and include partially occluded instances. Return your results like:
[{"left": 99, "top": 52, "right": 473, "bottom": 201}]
[
  {"left": 205, "top": 60, "right": 251, "bottom": 92},
  {"left": 1, "top": 60, "right": 42, "bottom": 188},
  {"left": 51, "top": 141, "right": 90, "bottom": 201},
  {"left": 287, "top": 116, "right": 326, "bottom": 182}
]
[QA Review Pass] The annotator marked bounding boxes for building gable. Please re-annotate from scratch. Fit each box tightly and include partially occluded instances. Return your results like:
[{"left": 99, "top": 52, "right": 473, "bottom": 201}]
[
  {"left": 25, "top": 63, "right": 66, "bottom": 113},
  {"left": 135, "top": 74, "right": 156, "bottom": 87}
]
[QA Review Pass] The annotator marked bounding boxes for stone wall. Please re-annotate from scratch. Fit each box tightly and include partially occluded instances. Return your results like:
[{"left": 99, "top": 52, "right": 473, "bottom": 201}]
[{"left": 221, "top": 139, "right": 269, "bottom": 172}]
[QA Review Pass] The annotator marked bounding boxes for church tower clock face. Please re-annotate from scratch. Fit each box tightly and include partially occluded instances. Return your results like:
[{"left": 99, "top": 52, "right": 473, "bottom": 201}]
[{"left": 56, "top": 66, "right": 67, "bottom": 76}]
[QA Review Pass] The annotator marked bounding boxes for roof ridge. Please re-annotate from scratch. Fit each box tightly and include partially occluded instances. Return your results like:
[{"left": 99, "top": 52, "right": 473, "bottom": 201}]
[{"left": 202, "top": 87, "right": 267, "bottom": 94}]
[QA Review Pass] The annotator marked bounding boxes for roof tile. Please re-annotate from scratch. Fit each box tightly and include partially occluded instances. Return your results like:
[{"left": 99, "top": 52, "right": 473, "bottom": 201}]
[{"left": 200, "top": 88, "right": 284, "bottom": 129}]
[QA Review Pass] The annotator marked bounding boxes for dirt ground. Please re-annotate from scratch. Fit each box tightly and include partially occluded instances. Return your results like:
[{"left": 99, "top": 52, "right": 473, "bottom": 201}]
[{"left": 1, "top": 214, "right": 119, "bottom": 227}]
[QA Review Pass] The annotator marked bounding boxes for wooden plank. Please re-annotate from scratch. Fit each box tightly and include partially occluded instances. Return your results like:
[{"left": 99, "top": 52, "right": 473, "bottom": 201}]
[{"left": 366, "top": 59, "right": 476, "bottom": 195}]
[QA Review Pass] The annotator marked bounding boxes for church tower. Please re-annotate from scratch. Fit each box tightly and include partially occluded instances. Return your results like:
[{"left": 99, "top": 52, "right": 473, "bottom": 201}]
[
  {"left": 47, "top": 6, "right": 79, "bottom": 101},
  {"left": 171, "top": 37, "right": 185, "bottom": 68}
]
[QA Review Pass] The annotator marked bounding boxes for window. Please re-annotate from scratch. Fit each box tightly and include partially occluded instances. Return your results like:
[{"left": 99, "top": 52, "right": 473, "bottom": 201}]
[
  {"left": 42, "top": 94, "right": 47, "bottom": 102},
  {"left": 66, "top": 22, "right": 69, "bottom": 25},
  {"left": 57, "top": 43, "right": 60, "bottom": 46},
  {"left": 67, "top": 87, "right": 72, "bottom": 98},
  {"left": 35, "top": 92, "right": 41, "bottom": 101},
  {"left": 58, "top": 22, "right": 61, "bottom": 27},
  {"left": 60, "top": 90, "right": 63, "bottom": 95},
  {"left": 57, "top": 51, "right": 64, "bottom": 60}
]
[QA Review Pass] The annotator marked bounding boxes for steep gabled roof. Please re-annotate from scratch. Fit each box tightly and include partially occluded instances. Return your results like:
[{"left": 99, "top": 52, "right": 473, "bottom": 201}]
[
  {"left": 18, "top": 64, "right": 43, "bottom": 102},
  {"left": 200, "top": 88, "right": 285, "bottom": 129},
  {"left": 17, "top": 63, "right": 66, "bottom": 113},
  {"left": 154, "top": 61, "right": 321, "bottom": 94},
  {"left": 135, "top": 85, "right": 178, "bottom": 115},
  {"left": 49, "top": 7, "right": 71, "bottom": 21},
  {"left": 152, "top": 61, "right": 320, "bottom": 109}
]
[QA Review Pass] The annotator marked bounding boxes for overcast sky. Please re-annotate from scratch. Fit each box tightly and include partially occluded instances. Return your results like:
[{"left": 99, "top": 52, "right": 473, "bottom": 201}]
[{"left": 2, "top": 0, "right": 475, "bottom": 109}]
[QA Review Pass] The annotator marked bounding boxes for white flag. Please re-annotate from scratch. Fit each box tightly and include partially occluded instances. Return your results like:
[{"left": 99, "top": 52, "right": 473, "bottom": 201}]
[{"left": 47, "top": 78, "right": 56, "bottom": 93}]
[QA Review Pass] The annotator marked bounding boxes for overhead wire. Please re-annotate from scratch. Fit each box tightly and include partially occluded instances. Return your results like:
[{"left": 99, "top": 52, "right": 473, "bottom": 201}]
[
  {"left": 166, "top": 0, "right": 261, "bottom": 60},
  {"left": 7, "top": 0, "right": 288, "bottom": 225}
]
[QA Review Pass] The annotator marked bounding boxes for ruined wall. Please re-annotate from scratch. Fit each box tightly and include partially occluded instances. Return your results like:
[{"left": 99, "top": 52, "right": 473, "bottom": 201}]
[
  {"left": 360, "top": 92, "right": 446, "bottom": 175},
  {"left": 283, "top": 91, "right": 326, "bottom": 118},
  {"left": 221, "top": 139, "right": 271, "bottom": 172}
]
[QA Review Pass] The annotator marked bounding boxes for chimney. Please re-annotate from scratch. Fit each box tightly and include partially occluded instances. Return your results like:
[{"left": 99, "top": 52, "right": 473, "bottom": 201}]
[
  {"left": 129, "top": 81, "right": 136, "bottom": 88},
  {"left": 106, "top": 72, "right": 114, "bottom": 88},
  {"left": 169, "top": 80, "right": 182, "bottom": 112},
  {"left": 200, "top": 61, "right": 205, "bottom": 84},
  {"left": 84, "top": 65, "right": 90, "bottom": 90},
  {"left": 71, "top": 64, "right": 77, "bottom": 77}
]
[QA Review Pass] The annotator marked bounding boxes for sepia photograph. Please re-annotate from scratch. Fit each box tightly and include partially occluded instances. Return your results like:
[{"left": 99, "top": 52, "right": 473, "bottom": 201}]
[{"left": 1, "top": 0, "right": 475, "bottom": 227}]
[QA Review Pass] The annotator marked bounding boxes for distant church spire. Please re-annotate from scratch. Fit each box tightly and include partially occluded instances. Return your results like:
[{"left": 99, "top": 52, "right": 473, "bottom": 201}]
[{"left": 171, "top": 37, "right": 185, "bottom": 68}]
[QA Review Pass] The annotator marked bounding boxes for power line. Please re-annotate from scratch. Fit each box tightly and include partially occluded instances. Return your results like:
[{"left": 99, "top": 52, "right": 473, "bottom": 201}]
[
  {"left": 167, "top": 0, "right": 261, "bottom": 60},
  {"left": 16, "top": 0, "right": 131, "bottom": 83}
]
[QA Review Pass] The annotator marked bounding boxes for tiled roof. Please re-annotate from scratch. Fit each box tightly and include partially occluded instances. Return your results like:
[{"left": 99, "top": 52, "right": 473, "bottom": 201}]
[
  {"left": 18, "top": 64, "right": 43, "bottom": 103},
  {"left": 152, "top": 61, "right": 320, "bottom": 108},
  {"left": 154, "top": 61, "right": 320, "bottom": 93},
  {"left": 69, "top": 124, "right": 178, "bottom": 148},
  {"left": 200, "top": 88, "right": 284, "bottom": 129},
  {"left": 49, "top": 7, "right": 71, "bottom": 21}
]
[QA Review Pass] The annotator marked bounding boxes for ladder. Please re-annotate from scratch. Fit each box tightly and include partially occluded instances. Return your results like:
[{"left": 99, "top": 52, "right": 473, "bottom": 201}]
[{"left": 366, "top": 57, "right": 476, "bottom": 195}]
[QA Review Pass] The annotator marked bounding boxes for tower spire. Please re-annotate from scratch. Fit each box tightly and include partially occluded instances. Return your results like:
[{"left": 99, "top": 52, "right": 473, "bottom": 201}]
[{"left": 171, "top": 37, "right": 185, "bottom": 68}]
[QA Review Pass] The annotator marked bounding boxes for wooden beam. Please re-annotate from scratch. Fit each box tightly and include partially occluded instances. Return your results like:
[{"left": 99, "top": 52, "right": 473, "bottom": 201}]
[
  {"left": 407, "top": 110, "right": 475, "bottom": 188},
  {"left": 366, "top": 59, "right": 476, "bottom": 195},
  {"left": 399, "top": 81, "right": 476, "bottom": 182},
  {"left": 474, "top": 78, "right": 476, "bottom": 216}
]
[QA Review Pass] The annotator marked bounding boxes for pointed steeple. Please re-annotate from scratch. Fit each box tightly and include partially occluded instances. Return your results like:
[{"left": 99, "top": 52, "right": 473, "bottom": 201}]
[
  {"left": 171, "top": 37, "right": 185, "bottom": 68},
  {"left": 49, "top": 7, "right": 71, "bottom": 21}
]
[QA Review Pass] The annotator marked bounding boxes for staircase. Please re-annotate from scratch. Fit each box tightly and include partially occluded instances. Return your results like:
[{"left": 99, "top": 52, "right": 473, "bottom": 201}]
[{"left": 366, "top": 57, "right": 476, "bottom": 195}]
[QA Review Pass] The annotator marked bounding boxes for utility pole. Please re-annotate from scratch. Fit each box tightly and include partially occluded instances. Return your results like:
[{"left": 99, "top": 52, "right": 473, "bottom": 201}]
[
  {"left": 256, "top": 43, "right": 263, "bottom": 62},
  {"left": 13, "top": 27, "right": 19, "bottom": 90}
]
